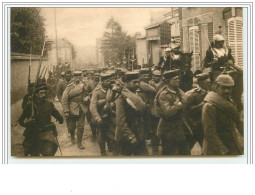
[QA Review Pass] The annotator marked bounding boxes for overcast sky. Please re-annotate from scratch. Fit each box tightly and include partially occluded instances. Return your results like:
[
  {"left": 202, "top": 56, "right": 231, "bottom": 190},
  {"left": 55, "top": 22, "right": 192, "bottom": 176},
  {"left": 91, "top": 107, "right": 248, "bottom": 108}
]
[{"left": 41, "top": 8, "right": 169, "bottom": 62}]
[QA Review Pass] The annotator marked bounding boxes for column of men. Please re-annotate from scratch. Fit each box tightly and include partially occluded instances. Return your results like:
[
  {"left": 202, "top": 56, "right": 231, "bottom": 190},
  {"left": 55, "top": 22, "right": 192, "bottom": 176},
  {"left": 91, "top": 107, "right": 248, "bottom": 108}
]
[
  {"left": 19, "top": 66, "right": 243, "bottom": 156},
  {"left": 19, "top": 33, "right": 243, "bottom": 156}
]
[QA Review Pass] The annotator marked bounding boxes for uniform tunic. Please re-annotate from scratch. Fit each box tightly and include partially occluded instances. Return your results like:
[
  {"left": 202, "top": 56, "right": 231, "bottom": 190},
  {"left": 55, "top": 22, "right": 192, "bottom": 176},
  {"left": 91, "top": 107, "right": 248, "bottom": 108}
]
[{"left": 155, "top": 86, "right": 191, "bottom": 155}]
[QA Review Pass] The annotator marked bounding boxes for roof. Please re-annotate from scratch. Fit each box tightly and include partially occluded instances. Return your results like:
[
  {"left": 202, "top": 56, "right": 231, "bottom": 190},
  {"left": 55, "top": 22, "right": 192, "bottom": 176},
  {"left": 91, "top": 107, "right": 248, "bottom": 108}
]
[{"left": 145, "top": 23, "right": 160, "bottom": 30}]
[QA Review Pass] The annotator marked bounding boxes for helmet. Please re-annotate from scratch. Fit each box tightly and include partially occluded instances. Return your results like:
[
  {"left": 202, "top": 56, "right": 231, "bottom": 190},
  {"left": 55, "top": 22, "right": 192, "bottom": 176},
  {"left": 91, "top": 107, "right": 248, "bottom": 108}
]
[
  {"left": 215, "top": 74, "right": 234, "bottom": 87},
  {"left": 170, "top": 43, "right": 180, "bottom": 49},
  {"left": 213, "top": 34, "right": 225, "bottom": 42}
]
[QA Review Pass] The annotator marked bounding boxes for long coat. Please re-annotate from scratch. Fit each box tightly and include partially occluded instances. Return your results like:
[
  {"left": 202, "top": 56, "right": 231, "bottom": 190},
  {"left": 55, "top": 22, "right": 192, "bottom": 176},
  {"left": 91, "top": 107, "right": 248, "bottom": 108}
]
[
  {"left": 202, "top": 91, "right": 243, "bottom": 155},
  {"left": 115, "top": 94, "right": 145, "bottom": 143},
  {"left": 89, "top": 84, "right": 115, "bottom": 140},
  {"left": 19, "top": 100, "right": 63, "bottom": 149}
]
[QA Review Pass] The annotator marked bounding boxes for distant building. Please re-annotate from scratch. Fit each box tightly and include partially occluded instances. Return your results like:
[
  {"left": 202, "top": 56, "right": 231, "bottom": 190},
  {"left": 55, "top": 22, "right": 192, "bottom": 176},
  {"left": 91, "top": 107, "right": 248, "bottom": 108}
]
[
  {"left": 136, "top": 35, "right": 148, "bottom": 66},
  {"left": 47, "top": 38, "right": 74, "bottom": 67},
  {"left": 144, "top": 18, "right": 171, "bottom": 66}
]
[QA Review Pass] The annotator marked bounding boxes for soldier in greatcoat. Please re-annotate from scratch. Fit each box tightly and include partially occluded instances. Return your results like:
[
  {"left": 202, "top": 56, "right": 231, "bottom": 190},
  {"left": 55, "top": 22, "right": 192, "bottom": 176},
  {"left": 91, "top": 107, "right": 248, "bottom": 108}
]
[
  {"left": 61, "top": 70, "right": 88, "bottom": 149},
  {"left": 90, "top": 73, "right": 117, "bottom": 156},
  {"left": 202, "top": 74, "right": 243, "bottom": 155},
  {"left": 116, "top": 72, "right": 148, "bottom": 155}
]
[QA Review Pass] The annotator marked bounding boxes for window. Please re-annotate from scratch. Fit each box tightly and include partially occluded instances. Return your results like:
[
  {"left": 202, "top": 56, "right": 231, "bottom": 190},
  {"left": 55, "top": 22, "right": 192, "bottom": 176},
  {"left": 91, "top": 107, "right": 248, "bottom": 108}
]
[
  {"left": 189, "top": 26, "right": 200, "bottom": 71},
  {"left": 227, "top": 17, "right": 243, "bottom": 67}
]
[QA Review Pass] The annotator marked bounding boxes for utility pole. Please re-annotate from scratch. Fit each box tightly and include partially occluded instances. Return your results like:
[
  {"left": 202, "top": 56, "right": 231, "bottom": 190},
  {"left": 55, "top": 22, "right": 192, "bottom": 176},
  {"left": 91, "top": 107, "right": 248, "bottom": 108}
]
[{"left": 54, "top": 8, "right": 59, "bottom": 66}]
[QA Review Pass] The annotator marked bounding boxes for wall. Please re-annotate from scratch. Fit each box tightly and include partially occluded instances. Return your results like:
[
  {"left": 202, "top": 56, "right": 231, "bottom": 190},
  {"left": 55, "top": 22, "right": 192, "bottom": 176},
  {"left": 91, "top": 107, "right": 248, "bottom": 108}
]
[
  {"left": 11, "top": 54, "right": 49, "bottom": 104},
  {"left": 136, "top": 38, "right": 148, "bottom": 66}
]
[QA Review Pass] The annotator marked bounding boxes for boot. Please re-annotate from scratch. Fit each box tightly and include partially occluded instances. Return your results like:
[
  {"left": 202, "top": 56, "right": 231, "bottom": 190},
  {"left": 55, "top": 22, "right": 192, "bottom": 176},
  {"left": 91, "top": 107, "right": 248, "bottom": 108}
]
[
  {"left": 77, "top": 133, "right": 85, "bottom": 149},
  {"left": 152, "top": 146, "right": 160, "bottom": 156},
  {"left": 70, "top": 131, "right": 76, "bottom": 144},
  {"left": 99, "top": 143, "right": 106, "bottom": 156},
  {"left": 91, "top": 124, "right": 97, "bottom": 142}
]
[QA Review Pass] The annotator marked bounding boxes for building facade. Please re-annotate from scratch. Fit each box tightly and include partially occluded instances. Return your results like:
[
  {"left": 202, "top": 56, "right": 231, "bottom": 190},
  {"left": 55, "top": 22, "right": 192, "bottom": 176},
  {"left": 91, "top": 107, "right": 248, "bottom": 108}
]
[
  {"left": 181, "top": 7, "right": 243, "bottom": 72},
  {"left": 136, "top": 35, "right": 148, "bottom": 66},
  {"left": 47, "top": 38, "right": 74, "bottom": 67}
]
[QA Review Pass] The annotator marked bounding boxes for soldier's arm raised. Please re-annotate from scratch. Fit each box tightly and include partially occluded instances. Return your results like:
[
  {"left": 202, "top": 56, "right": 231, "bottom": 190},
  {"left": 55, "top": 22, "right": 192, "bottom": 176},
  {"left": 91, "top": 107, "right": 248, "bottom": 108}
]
[
  {"left": 158, "top": 92, "right": 182, "bottom": 118},
  {"left": 202, "top": 103, "right": 228, "bottom": 155}
]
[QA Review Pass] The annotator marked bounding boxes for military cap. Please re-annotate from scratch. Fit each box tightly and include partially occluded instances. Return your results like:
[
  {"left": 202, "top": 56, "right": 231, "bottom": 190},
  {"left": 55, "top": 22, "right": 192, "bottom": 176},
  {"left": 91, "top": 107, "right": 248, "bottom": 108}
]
[
  {"left": 152, "top": 70, "right": 161, "bottom": 76},
  {"left": 73, "top": 70, "right": 82, "bottom": 76},
  {"left": 106, "top": 70, "right": 116, "bottom": 76},
  {"left": 28, "top": 82, "right": 35, "bottom": 89},
  {"left": 170, "top": 43, "right": 180, "bottom": 49},
  {"left": 61, "top": 71, "right": 65, "bottom": 76},
  {"left": 139, "top": 68, "right": 150, "bottom": 75},
  {"left": 100, "top": 73, "right": 112, "bottom": 81},
  {"left": 65, "top": 69, "right": 72, "bottom": 75},
  {"left": 87, "top": 70, "right": 94, "bottom": 75},
  {"left": 165, "top": 47, "right": 171, "bottom": 52},
  {"left": 35, "top": 82, "right": 47, "bottom": 92},
  {"left": 125, "top": 71, "right": 139, "bottom": 82},
  {"left": 215, "top": 74, "right": 234, "bottom": 87},
  {"left": 213, "top": 34, "right": 225, "bottom": 41},
  {"left": 163, "top": 69, "right": 180, "bottom": 79},
  {"left": 196, "top": 73, "right": 209, "bottom": 82},
  {"left": 116, "top": 68, "right": 128, "bottom": 74}
]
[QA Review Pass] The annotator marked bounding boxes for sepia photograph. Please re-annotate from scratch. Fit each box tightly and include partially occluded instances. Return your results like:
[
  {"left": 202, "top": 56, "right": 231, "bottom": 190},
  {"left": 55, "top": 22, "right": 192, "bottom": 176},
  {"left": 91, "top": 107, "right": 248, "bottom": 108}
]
[{"left": 10, "top": 7, "right": 244, "bottom": 158}]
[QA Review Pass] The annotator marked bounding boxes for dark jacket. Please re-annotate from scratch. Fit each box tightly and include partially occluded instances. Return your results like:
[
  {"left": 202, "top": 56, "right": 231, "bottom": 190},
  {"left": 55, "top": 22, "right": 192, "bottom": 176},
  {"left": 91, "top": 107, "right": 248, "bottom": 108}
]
[{"left": 19, "top": 100, "right": 63, "bottom": 145}]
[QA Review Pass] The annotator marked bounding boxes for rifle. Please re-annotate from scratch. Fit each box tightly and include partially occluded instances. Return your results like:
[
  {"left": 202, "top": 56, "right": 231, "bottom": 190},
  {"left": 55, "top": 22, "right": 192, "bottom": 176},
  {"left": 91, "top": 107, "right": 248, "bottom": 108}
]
[
  {"left": 39, "top": 66, "right": 46, "bottom": 79},
  {"left": 31, "top": 37, "right": 47, "bottom": 117},
  {"left": 27, "top": 47, "right": 32, "bottom": 93},
  {"left": 41, "top": 66, "right": 48, "bottom": 79},
  {"left": 203, "top": 28, "right": 218, "bottom": 58}
]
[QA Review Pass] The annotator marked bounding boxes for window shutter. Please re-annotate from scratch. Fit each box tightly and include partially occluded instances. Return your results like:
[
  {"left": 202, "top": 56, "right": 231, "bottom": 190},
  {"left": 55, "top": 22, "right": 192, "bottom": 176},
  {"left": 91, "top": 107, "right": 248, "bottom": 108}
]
[
  {"left": 189, "top": 26, "right": 200, "bottom": 72},
  {"left": 228, "top": 17, "right": 243, "bottom": 67}
]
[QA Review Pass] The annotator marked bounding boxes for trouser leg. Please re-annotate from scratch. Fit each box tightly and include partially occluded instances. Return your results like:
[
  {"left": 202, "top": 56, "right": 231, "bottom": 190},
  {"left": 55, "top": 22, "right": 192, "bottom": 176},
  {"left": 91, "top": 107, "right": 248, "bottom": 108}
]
[
  {"left": 161, "top": 137, "right": 178, "bottom": 155},
  {"left": 150, "top": 117, "right": 160, "bottom": 155},
  {"left": 86, "top": 111, "right": 97, "bottom": 141},
  {"left": 133, "top": 140, "right": 148, "bottom": 156},
  {"left": 90, "top": 123, "right": 97, "bottom": 142},
  {"left": 97, "top": 128, "right": 106, "bottom": 156},
  {"left": 67, "top": 116, "right": 76, "bottom": 144},
  {"left": 178, "top": 140, "right": 191, "bottom": 155},
  {"left": 76, "top": 113, "right": 85, "bottom": 149}
]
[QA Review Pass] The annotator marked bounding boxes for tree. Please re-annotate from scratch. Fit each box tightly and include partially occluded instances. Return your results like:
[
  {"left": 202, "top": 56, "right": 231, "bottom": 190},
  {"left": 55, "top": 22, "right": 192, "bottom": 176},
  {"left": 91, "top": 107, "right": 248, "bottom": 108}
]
[
  {"left": 11, "top": 8, "right": 46, "bottom": 55},
  {"left": 101, "top": 17, "right": 136, "bottom": 65}
]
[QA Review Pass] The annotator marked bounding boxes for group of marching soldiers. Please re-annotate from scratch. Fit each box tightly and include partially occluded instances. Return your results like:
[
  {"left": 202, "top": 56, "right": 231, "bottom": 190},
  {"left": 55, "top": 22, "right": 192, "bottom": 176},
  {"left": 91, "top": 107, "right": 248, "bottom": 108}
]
[{"left": 19, "top": 33, "right": 243, "bottom": 157}]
